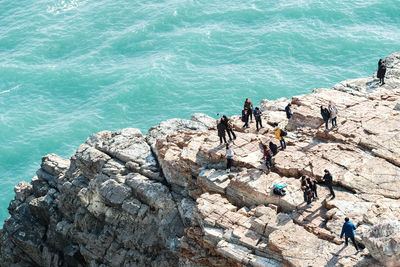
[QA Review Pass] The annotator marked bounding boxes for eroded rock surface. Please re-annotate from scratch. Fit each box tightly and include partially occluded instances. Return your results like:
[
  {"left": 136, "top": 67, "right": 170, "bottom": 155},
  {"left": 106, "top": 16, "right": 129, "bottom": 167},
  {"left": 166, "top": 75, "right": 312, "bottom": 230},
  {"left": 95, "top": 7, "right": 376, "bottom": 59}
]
[{"left": 1, "top": 52, "right": 400, "bottom": 266}]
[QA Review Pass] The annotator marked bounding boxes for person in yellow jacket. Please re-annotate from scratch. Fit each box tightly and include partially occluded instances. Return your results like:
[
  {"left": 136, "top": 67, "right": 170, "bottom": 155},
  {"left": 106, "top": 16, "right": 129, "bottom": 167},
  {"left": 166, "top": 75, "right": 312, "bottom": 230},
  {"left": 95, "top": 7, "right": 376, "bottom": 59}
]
[{"left": 274, "top": 123, "right": 286, "bottom": 150}]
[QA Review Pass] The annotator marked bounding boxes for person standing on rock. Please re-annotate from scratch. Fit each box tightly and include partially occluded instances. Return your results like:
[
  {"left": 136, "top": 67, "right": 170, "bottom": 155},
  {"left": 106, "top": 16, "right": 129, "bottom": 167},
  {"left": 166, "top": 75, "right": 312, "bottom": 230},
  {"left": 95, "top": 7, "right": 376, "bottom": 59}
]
[
  {"left": 226, "top": 143, "right": 234, "bottom": 173},
  {"left": 222, "top": 115, "right": 236, "bottom": 141},
  {"left": 253, "top": 107, "right": 263, "bottom": 131},
  {"left": 340, "top": 217, "right": 359, "bottom": 251},
  {"left": 377, "top": 59, "right": 386, "bottom": 85},
  {"left": 285, "top": 103, "right": 293, "bottom": 120},
  {"left": 300, "top": 176, "right": 308, "bottom": 202},
  {"left": 307, "top": 177, "right": 318, "bottom": 200},
  {"left": 323, "top": 169, "right": 335, "bottom": 199},
  {"left": 274, "top": 123, "right": 286, "bottom": 150},
  {"left": 242, "top": 108, "right": 249, "bottom": 128},
  {"left": 244, "top": 98, "right": 254, "bottom": 123},
  {"left": 217, "top": 120, "right": 227, "bottom": 144},
  {"left": 328, "top": 101, "right": 338, "bottom": 128},
  {"left": 263, "top": 144, "right": 273, "bottom": 173},
  {"left": 320, "top": 106, "right": 330, "bottom": 130}
]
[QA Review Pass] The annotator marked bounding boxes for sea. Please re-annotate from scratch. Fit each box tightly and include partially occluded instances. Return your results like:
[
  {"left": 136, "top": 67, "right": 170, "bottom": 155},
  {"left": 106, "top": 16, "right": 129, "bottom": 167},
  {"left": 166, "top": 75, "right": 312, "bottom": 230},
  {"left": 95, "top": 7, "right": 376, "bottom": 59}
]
[{"left": 1, "top": 0, "right": 399, "bottom": 226}]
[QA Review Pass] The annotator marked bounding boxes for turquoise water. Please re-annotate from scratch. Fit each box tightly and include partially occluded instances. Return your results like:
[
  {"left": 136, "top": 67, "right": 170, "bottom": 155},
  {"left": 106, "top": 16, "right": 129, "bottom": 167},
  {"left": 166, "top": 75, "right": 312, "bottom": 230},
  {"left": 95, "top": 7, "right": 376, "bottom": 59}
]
[{"left": 1, "top": 0, "right": 400, "bottom": 225}]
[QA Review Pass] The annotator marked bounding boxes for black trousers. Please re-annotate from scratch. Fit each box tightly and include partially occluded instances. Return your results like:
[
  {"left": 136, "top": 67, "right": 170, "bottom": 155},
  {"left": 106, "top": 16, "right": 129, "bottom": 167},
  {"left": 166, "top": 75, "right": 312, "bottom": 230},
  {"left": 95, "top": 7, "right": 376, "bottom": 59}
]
[
  {"left": 265, "top": 157, "right": 271, "bottom": 170},
  {"left": 219, "top": 135, "right": 227, "bottom": 144},
  {"left": 256, "top": 119, "right": 262, "bottom": 130},
  {"left": 331, "top": 117, "right": 337, "bottom": 127},
  {"left": 327, "top": 185, "right": 335, "bottom": 198},
  {"left": 280, "top": 139, "right": 286, "bottom": 149},
  {"left": 324, "top": 120, "right": 329, "bottom": 129},
  {"left": 227, "top": 129, "right": 236, "bottom": 140},
  {"left": 345, "top": 236, "right": 359, "bottom": 250},
  {"left": 379, "top": 77, "right": 385, "bottom": 84},
  {"left": 227, "top": 158, "right": 233, "bottom": 170},
  {"left": 313, "top": 187, "right": 318, "bottom": 198}
]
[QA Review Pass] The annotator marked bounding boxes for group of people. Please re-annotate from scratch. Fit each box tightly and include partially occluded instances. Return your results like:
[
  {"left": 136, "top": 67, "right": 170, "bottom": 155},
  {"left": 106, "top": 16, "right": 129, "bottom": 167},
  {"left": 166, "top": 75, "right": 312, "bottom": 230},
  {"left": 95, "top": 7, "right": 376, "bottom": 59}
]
[
  {"left": 320, "top": 101, "right": 338, "bottom": 130},
  {"left": 220, "top": 96, "right": 363, "bottom": 251},
  {"left": 241, "top": 98, "right": 264, "bottom": 131}
]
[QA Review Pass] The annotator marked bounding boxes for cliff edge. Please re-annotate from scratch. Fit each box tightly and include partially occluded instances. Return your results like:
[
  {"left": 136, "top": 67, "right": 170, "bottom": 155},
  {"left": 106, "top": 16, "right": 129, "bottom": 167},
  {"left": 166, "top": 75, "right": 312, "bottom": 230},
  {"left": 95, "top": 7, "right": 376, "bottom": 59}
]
[{"left": 1, "top": 52, "right": 400, "bottom": 267}]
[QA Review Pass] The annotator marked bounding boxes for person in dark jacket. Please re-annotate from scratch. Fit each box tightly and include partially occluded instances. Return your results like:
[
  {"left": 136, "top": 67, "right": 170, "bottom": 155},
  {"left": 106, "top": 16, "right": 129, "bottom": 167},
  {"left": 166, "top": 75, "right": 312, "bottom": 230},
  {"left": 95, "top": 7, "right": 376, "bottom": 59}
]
[
  {"left": 323, "top": 169, "right": 335, "bottom": 199},
  {"left": 244, "top": 98, "right": 254, "bottom": 122},
  {"left": 377, "top": 59, "right": 386, "bottom": 85},
  {"left": 253, "top": 107, "right": 263, "bottom": 131},
  {"left": 285, "top": 104, "right": 293, "bottom": 119},
  {"left": 340, "top": 217, "right": 359, "bottom": 251},
  {"left": 269, "top": 141, "right": 278, "bottom": 156},
  {"left": 217, "top": 120, "right": 227, "bottom": 144},
  {"left": 242, "top": 108, "right": 249, "bottom": 128},
  {"left": 320, "top": 106, "right": 330, "bottom": 130},
  {"left": 222, "top": 115, "right": 236, "bottom": 141},
  {"left": 263, "top": 144, "right": 273, "bottom": 172}
]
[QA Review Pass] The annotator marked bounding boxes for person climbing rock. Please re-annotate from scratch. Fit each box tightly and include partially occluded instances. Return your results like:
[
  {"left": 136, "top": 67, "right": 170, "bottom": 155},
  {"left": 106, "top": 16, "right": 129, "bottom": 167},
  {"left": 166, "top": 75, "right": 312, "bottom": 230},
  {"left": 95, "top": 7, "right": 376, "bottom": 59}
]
[
  {"left": 263, "top": 144, "right": 273, "bottom": 172},
  {"left": 269, "top": 141, "right": 278, "bottom": 156},
  {"left": 285, "top": 103, "right": 293, "bottom": 120},
  {"left": 217, "top": 120, "right": 227, "bottom": 144},
  {"left": 328, "top": 101, "right": 338, "bottom": 128},
  {"left": 274, "top": 123, "right": 286, "bottom": 150},
  {"left": 323, "top": 169, "right": 335, "bottom": 199},
  {"left": 377, "top": 59, "right": 386, "bottom": 85},
  {"left": 222, "top": 115, "right": 236, "bottom": 141},
  {"left": 242, "top": 108, "right": 249, "bottom": 128},
  {"left": 320, "top": 106, "right": 330, "bottom": 130},
  {"left": 226, "top": 143, "right": 234, "bottom": 173},
  {"left": 340, "top": 217, "right": 359, "bottom": 251},
  {"left": 253, "top": 107, "right": 263, "bottom": 131},
  {"left": 244, "top": 98, "right": 254, "bottom": 123}
]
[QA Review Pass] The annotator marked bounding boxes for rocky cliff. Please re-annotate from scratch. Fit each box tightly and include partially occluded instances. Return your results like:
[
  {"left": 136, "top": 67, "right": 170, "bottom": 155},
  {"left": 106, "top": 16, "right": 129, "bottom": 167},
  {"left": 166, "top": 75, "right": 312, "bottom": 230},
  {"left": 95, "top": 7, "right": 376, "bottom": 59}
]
[{"left": 1, "top": 52, "right": 400, "bottom": 267}]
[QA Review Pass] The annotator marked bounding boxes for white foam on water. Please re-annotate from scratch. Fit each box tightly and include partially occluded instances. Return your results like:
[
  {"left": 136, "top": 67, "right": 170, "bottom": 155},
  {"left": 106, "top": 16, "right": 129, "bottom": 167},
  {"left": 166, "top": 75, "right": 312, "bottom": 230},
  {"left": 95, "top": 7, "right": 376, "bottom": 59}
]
[{"left": 0, "top": 85, "right": 20, "bottom": 95}]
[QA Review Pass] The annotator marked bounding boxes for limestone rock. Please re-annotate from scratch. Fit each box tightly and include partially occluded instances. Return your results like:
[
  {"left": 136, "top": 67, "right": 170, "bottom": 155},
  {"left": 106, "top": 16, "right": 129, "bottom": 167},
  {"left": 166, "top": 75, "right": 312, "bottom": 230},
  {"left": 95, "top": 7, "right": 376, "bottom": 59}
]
[
  {"left": 362, "top": 220, "right": 400, "bottom": 266},
  {"left": 190, "top": 113, "right": 217, "bottom": 129}
]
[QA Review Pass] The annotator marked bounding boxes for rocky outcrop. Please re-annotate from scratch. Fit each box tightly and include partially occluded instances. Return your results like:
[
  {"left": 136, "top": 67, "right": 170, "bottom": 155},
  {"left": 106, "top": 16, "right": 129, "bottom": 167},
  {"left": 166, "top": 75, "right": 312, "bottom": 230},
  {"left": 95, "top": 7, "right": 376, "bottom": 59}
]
[{"left": 1, "top": 51, "right": 400, "bottom": 267}]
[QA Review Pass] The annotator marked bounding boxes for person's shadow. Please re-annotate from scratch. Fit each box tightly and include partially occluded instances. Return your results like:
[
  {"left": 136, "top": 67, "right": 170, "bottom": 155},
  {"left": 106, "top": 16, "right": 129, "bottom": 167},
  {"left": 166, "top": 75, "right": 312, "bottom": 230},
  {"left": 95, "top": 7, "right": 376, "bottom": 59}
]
[{"left": 326, "top": 246, "right": 346, "bottom": 266}]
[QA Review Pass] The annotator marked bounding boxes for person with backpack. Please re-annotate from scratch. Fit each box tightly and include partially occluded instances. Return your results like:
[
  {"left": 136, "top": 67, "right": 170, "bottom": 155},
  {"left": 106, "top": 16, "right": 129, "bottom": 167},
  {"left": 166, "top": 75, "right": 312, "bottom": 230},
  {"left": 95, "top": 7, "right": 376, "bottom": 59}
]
[
  {"left": 377, "top": 59, "right": 386, "bottom": 85},
  {"left": 320, "top": 106, "right": 330, "bottom": 130},
  {"left": 217, "top": 120, "right": 227, "bottom": 144},
  {"left": 222, "top": 115, "right": 236, "bottom": 141},
  {"left": 242, "top": 108, "right": 249, "bottom": 128},
  {"left": 263, "top": 144, "right": 273, "bottom": 172},
  {"left": 244, "top": 98, "right": 254, "bottom": 123},
  {"left": 340, "top": 217, "right": 359, "bottom": 251},
  {"left": 285, "top": 103, "right": 293, "bottom": 120},
  {"left": 253, "top": 107, "right": 263, "bottom": 131},
  {"left": 274, "top": 123, "right": 286, "bottom": 150},
  {"left": 323, "top": 169, "right": 335, "bottom": 199},
  {"left": 328, "top": 101, "right": 338, "bottom": 128},
  {"left": 226, "top": 143, "right": 234, "bottom": 173},
  {"left": 269, "top": 141, "right": 278, "bottom": 156}
]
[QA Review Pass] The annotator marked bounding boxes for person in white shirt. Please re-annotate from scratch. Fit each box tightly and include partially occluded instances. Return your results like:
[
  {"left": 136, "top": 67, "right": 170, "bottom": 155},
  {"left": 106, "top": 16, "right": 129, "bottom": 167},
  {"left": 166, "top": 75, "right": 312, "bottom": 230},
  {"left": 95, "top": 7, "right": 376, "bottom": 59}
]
[{"left": 226, "top": 143, "right": 234, "bottom": 173}]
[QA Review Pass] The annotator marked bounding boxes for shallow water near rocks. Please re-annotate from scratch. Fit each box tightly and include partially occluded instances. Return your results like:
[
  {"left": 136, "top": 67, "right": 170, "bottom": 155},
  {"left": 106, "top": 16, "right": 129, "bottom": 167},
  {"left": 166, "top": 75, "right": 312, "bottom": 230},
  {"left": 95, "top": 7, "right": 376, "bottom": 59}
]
[{"left": 0, "top": 0, "right": 400, "bottom": 225}]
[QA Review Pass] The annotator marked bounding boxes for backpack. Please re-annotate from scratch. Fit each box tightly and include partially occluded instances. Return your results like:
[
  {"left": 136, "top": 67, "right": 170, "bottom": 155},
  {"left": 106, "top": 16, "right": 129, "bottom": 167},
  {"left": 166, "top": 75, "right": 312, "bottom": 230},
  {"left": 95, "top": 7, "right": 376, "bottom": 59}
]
[
  {"left": 280, "top": 129, "right": 287, "bottom": 137},
  {"left": 273, "top": 187, "right": 286, "bottom": 196},
  {"left": 227, "top": 120, "right": 233, "bottom": 129}
]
